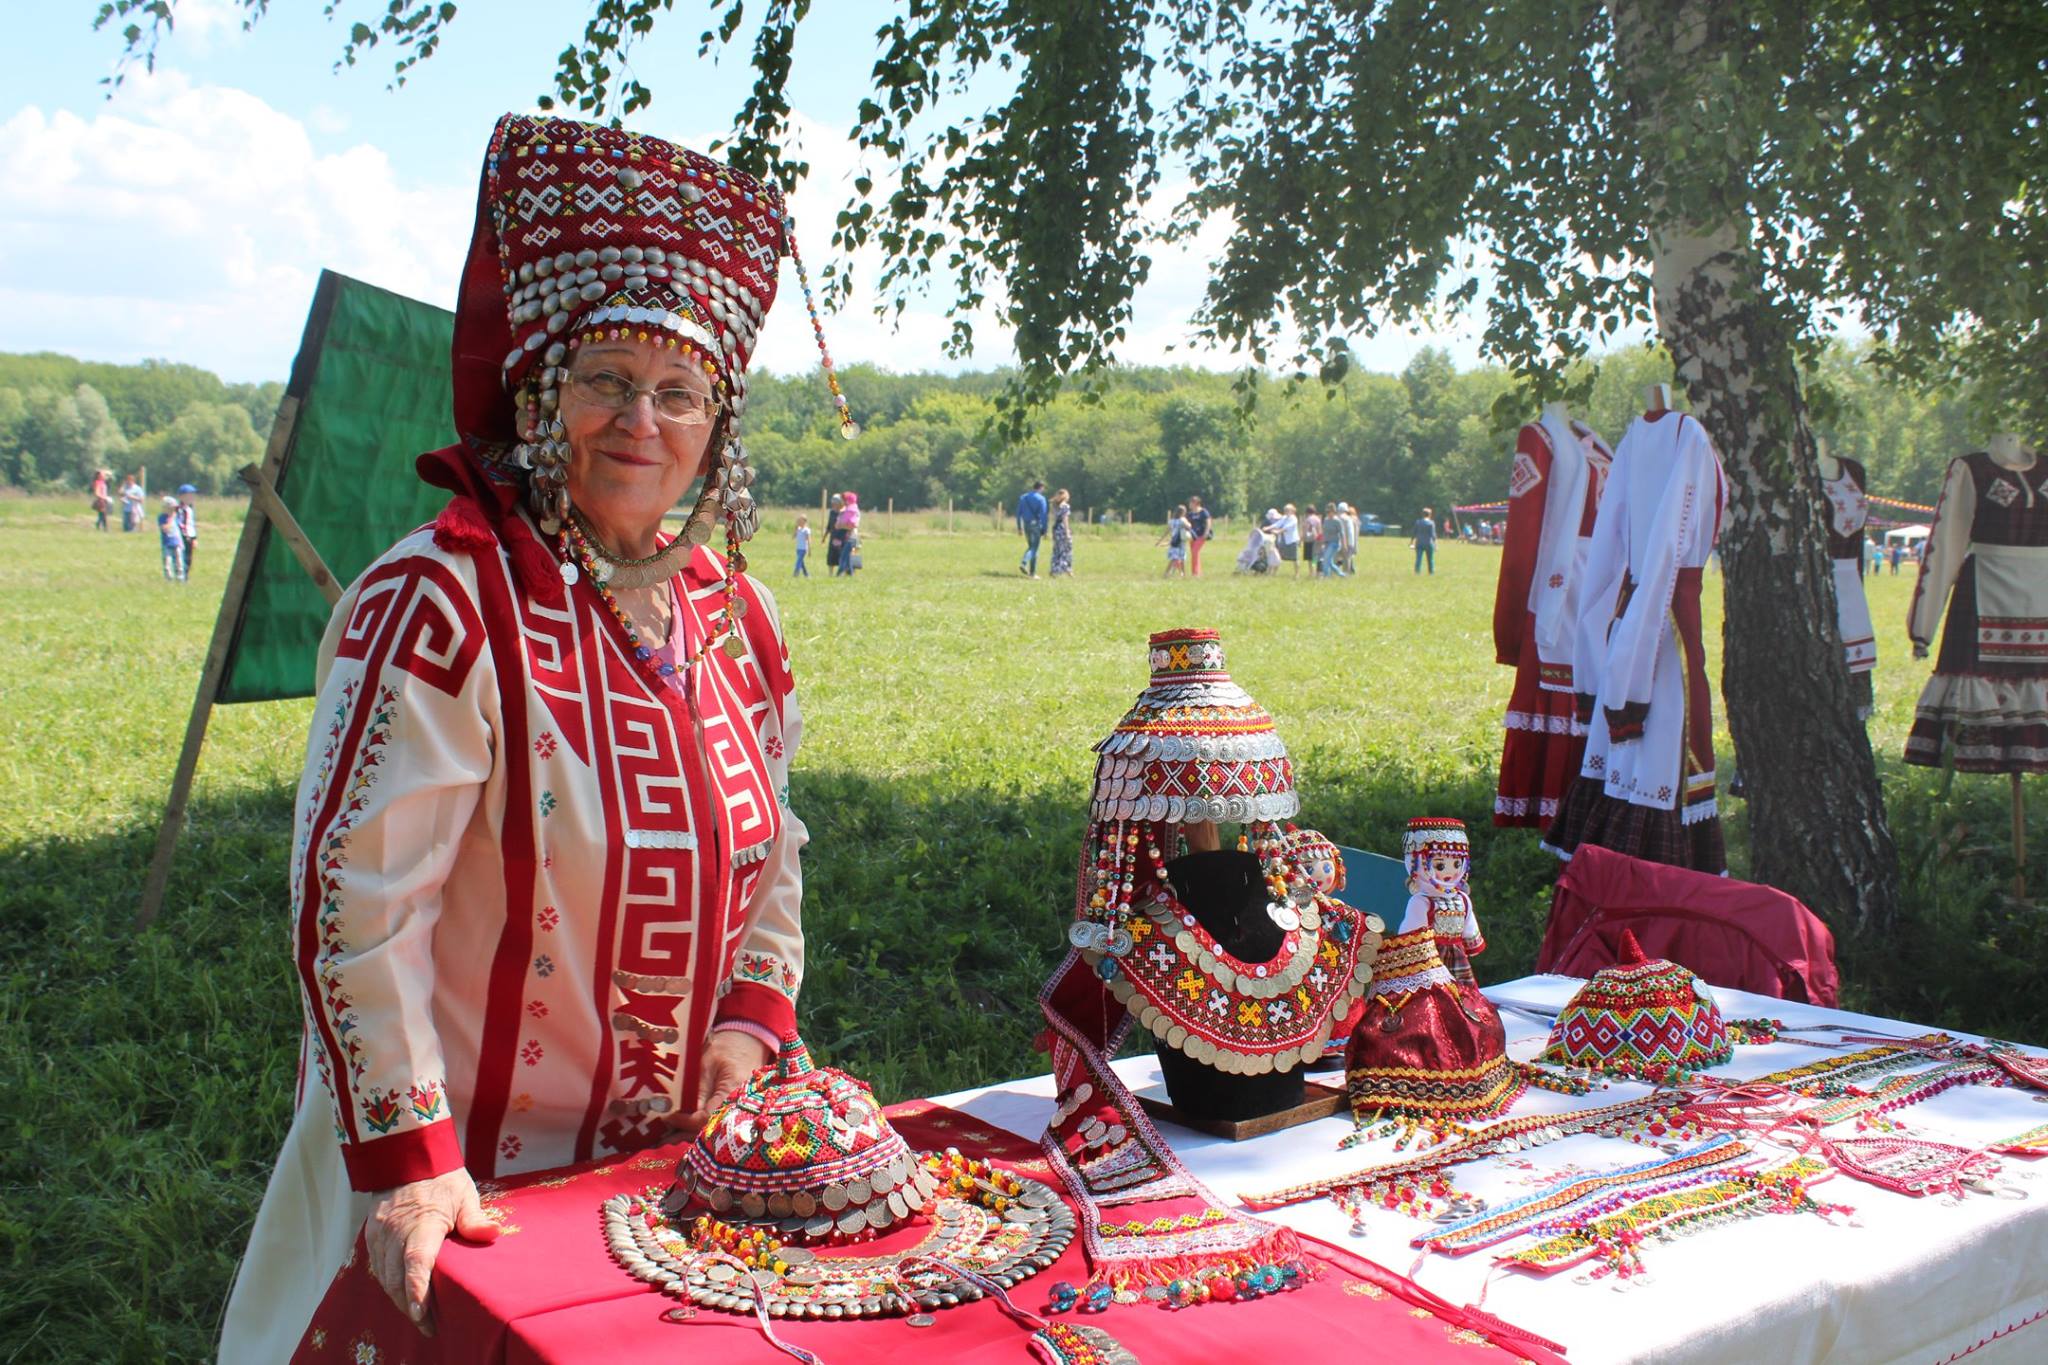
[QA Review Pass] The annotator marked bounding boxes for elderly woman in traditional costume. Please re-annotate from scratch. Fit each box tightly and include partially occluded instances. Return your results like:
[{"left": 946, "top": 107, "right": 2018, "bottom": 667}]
[{"left": 220, "top": 114, "right": 853, "bottom": 1360}]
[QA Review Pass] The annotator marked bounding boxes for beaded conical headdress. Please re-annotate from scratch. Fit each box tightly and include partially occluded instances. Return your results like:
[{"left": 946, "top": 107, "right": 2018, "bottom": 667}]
[
  {"left": 1089, "top": 628, "right": 1297, "bottom": 824},
  {"left": 453, "top": 113, "right": 855, "bottom": 547},
  {"left": 1067, "top": 629, "right": 1377, "bottom": 1074}
]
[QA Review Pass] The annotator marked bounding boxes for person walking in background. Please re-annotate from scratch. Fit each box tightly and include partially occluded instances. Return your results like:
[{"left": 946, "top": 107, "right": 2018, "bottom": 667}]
[
  {"left": 1186, "top": 494, "right": 1211, "bottom": 576},
  {"left": 157, "top": 495, "right": 186, "bottom": 582},
  {"left": 1277, "top": 502, "right": 1301, "bottom": 575},
  {"left": 1411, "top": 505, "right": 1437, "bottom": 574},
  {"left": 1889, "top": 540, "right": 1903, "bottom": 575},
  {"left": 1157, "top": 503, "right": 1191, "bottom": 577},
  {"left": 1339, "top": 502, "right": 1360, "bottom": 575},
  {"left": 1317, "top": 502, "right": 1340, "bottom": 576},
  {"left": 175, "top": 485, "right": 199, "bottom": 572},
  {"left": 824, "top": 493, "right": 846, "bottom": 572},
  {"left": 793, "top": 514, "right": 811, "bottom": 577},
  {"left": 835, "top": 491, "right": 862, "bottom": 575},
  {"left": 1049, "top": 488, "right": 1075, "bottom": 576},
  {"left": 1302, "top": 503, "right": 1323, "bottom": 576},
  {"left": 1016, "top": 478, "right": 1049, "bottom": 577},
  {"left": 119, "top": 473, "right": 144, "bottom": 532},
  {"left": 92, "top": 469, "right": 112, "bottom": 531}
]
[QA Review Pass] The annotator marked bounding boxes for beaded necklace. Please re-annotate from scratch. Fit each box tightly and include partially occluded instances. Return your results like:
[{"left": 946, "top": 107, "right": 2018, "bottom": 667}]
[
  {"left": 560, "top": 517, "right": 749, "bottom": 686},
  {"left": 1412, "top": 1135, "right": 1749, "bottom": 1257},
  {"left": 1799, "top": 1059, "right": 2003, "bottom": 1128},
  {"left": 1243, "top": 1093, "right": 1683, "bottom": 1211},
  {"left": 1503, "top": 1158, "right": 1846, "bottom": 1283},
  {"left": 1994, "top": 1120, "right": 2048, "bottom": 1155},
  {"left": 603, "top": 1149, "right": 1073, "bottom": 1323},
  {"left": 1748, "top": 1040, "right": 1939, "bottom": 1097}
]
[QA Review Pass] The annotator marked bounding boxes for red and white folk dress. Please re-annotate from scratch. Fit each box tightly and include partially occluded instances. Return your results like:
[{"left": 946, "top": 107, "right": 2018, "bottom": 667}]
[
  {"left": 1493, "top": 413, "right": 1614, "bottom": 827},
  {"left": 220, "top": 511, "right": 808, "bottom": 1361},
  {"left": 1546, "top": 410, "right": 1728, "bottom": 875},
  {"left": 1906, "top": 451, "right": 2048, "bottom": 772}
]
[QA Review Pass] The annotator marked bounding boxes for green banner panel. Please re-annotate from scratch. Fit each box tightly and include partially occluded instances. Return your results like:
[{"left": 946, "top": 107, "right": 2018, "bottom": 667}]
[{"left": 219, "top": 271, "right": 460, "bottom": 703}]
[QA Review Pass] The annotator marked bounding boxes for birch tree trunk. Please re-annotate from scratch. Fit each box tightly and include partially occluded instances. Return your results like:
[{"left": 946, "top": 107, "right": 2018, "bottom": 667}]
[{"left": 1611, "top": 0, "right": 1900, "bottom": 935}]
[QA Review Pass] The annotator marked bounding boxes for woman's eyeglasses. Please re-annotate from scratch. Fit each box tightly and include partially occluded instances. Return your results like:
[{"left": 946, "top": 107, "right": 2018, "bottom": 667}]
[{"left": 566, "top": 370, "right": 721, "bottom": 426}]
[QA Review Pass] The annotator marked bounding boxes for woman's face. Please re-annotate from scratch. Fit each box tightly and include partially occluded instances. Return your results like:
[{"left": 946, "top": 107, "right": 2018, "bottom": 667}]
[{"left": 559, "top": 339, "right": 719, "bottom": 539}]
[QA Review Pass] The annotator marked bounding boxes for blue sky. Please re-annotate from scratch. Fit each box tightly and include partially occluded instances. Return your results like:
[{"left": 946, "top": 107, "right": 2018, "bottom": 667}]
[{"left": 2, "top": 0, "right": 1486, "bottom": 383}]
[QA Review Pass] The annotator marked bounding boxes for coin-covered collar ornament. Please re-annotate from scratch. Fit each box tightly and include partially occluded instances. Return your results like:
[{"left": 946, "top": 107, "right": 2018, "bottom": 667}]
[
  {"left": 1539, "top": 931, "right": 1734, "bottom": 1082},
  {"left": 603, "top": 1037, "right": 1094, "bottom": 1351},
  {"left": 1040, "top": 629, "right": 1378, "bottom": 1305}
]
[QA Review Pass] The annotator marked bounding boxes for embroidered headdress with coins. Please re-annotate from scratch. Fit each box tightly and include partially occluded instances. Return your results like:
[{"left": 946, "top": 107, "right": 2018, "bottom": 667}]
[
  {"left": 1034, "top": 629, "right": 1378, "bottom": 1302},
  {"left": 430, "top": 113, "right": 854, "bottom": 627},
  {"left": 602, "top": 1036, "right": 1084, "bottom": 1336}
]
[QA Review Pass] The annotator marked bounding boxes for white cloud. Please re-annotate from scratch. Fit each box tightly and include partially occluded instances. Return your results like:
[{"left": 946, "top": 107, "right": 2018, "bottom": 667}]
[
  {"left": 0, "top": 71, "right": 469, "bottom": 381},
  {"left": 0, "top": 79, "right": 1483, "bottom": 389}
]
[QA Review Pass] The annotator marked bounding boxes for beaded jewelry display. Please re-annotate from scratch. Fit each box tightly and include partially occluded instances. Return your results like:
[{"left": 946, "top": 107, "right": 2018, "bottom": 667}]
[
  {"left": 1038, "top": 629, "right": 1350, "bottom": 1306},
  {"left": 1538, "top": 932, "right": 1734, "bottom": 1082},
  {"left": 1243, "top": 1093, "right": 1688, "bottom": 1211},
  {"left": 1332, "top": 1173, "right": 1480, "bottom": 1234},
  {"left": 1065, "top": 630, "right": 1380, "bottom": 1075},
  {"left": 1410, "top": 1135, "right": 1750, "bottom": 1257},
  {"left": 1799, "top": 1059, "right": 2005, "bottom": 1129},
  {"left": 1502, "top": 1158, "right": 1848, "bottom": 1284}
]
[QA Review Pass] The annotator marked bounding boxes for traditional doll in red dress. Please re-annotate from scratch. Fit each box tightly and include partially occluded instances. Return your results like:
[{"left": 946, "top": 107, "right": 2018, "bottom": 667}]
[{"left": 1345, "top": 818, "right": 1524, "bottom": 1142}]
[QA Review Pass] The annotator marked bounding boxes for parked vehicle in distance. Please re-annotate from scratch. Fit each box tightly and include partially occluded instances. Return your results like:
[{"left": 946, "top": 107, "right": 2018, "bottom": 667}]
[{"left": 1357, "top": 514, "right": 1389, "bottom": 536}]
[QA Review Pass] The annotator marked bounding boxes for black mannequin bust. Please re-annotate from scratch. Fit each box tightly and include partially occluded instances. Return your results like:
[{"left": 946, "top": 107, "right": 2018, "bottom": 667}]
[{"left": 1152, "top": 848, "right": 1306, "bottom": 1120}]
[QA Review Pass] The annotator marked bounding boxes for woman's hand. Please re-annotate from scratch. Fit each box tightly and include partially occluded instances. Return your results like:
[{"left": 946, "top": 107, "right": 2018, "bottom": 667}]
[
  {"left": 680, "top": 1029, "right": 775, "bottom": 1132},
  {"left": 367, "top": 1168, "right": 502, "bottom": 1332}
]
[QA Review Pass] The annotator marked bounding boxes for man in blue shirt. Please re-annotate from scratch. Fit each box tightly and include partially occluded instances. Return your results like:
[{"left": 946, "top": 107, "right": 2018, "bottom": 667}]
[
  {"left": 1016, "top": 479, "right": 1049, "bottom": 577},
  {"left": 1410, "top": 505, "right": 1437, "bottom": 575}
]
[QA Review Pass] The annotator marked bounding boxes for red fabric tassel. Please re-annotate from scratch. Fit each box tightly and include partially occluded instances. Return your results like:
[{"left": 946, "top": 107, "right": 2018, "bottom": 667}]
[
  {"left": 433, "top": 495, "right": 497, "bottom": 554},
  {"left": 415, "top": 444, "right": 565, "bottom": 609}
]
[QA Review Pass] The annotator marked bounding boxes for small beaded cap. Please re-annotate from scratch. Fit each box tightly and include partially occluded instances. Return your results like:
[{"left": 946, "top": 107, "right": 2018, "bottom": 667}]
[
  {"left": 1402, "top": 816, "right": 1469, "bottom": 860},
  {"left": 1089, "top": 628, "right": 1297, "bottom": 823},
  {"left": 1540, "top": 931, "right": 1734, "bottom": 1081},
  {"left": 664, "top": 1036, "right": 939, "bottom": 1244}
]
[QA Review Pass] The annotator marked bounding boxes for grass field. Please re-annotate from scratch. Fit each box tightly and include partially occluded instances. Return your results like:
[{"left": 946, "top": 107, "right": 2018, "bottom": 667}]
[{"left": 2, "top": 493, "right": 2041, "bottom": 1360}]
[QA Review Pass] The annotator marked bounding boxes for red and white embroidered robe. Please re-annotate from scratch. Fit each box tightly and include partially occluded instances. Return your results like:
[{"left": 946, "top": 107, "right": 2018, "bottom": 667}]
[
  {"left": 1546, "top": 410, "right": 1728, "bottom": 875},
  {"left": 221, "top": 523, "right": 806, "bottom": 1362},
  {"left": 1492, "top": 412, "right": 1613, "bottom": 827}
]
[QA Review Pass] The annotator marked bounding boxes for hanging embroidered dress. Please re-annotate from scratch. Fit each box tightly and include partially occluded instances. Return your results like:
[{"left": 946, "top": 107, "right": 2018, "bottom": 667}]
[
  {"left": 1546, "top": 410, "right": 1728, "bottom": 874},
  {"left": 1493, "top": 412, "right": 1614, "bottom": 827},
  {"left": 220, "top": 115, "right": 812, "bottom": 1363},
  {"left": 1824, "top": 457, "right": 1878, "bottom": 716},
  {"left": 1905, "top": 450, "right": 2048, "bottom": 773}
]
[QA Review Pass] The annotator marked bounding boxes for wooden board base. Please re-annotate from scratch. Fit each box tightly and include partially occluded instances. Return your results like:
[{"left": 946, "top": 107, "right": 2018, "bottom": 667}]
[{"left": 1134, "top": 1079, "right": 1348, "bottom": 1141}]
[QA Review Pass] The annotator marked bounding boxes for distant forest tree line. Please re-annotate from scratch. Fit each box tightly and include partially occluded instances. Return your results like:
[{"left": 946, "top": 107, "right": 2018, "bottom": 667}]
[{"left": 0, "top": 344, "right": 1980, "bottom": 518}]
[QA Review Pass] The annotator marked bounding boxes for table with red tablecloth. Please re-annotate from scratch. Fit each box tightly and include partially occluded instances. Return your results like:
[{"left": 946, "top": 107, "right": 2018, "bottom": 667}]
[{"left": 292, "top": 1102, "right": 1565, "bottom": 1365}]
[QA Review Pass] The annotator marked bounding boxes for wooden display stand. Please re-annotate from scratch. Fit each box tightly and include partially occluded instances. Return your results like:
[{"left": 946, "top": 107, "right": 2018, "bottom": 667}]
[{"left": 1134, "top": 1078, "right": 1348, "bottom": 1141}]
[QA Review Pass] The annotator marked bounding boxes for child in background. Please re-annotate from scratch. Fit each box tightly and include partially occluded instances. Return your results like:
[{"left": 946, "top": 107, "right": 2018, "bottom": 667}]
[
  {"left": 176, "top": 485, "right": 199, "bottom": 574},
  {"left": 157, "top": 496, "right": 186, "bottom": 582},
  {"left": 793, "top": 515, "right": 811, "bottom": 577}
]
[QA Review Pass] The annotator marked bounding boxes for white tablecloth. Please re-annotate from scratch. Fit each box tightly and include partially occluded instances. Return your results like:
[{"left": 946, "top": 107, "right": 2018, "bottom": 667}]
[{"left": 933, "top": 976, "right": 2048, "bottom": 1364}]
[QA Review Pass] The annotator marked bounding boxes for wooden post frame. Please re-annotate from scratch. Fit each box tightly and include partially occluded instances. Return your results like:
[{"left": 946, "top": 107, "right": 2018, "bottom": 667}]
[{"left": 136, "top": 396, "right": 304, "bottom": 930}]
